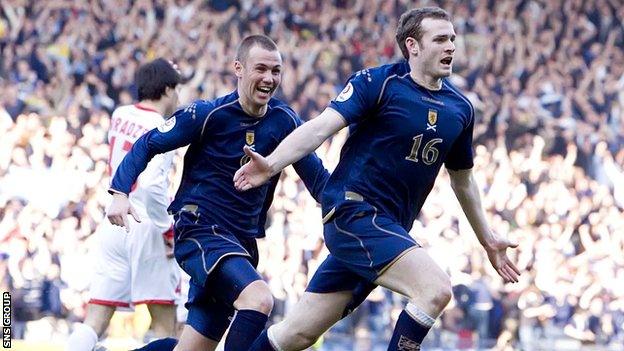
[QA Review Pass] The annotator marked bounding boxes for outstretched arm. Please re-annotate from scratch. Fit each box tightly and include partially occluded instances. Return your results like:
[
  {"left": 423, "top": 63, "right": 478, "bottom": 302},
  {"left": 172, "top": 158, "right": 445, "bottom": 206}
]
[
  {"left": 448, "top": 168, "right": 521, "bottom": 283},
  {"left": 234, "top": 108, "right": 346, "bottom": 191},
  {"left": 108, "top": 101, "right": 211, "bottom": 231}
]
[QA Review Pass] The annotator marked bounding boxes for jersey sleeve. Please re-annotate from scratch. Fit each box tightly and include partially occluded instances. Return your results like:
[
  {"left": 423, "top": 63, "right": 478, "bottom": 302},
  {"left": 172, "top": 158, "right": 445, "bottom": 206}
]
[
  {"left": 257, "top": 175, "right": 280, "bottom": 237},
  {"left": 109, "top": 100, "right": 213, "bottom": 195},
  {"left": 444, "top": 106, "right": 475, "bottom": 170},
  {"left": 293, "top": 153, "right": 329, "bottom": 203},
  {"left": 328, "top": 68, "right": 386, "bottom": 125}
]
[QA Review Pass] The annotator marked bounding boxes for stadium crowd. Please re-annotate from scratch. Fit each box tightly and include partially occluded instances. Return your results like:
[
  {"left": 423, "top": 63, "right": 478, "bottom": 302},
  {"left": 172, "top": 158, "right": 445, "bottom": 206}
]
[{"left": 1, "top": 0, "right": 623, "bottom": 349}]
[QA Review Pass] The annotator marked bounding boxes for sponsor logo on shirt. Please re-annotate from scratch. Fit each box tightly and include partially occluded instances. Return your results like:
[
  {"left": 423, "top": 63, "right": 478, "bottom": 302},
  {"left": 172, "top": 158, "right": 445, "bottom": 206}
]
[{"left": 421, "top": 96, "right": 445, "bottom": 106}]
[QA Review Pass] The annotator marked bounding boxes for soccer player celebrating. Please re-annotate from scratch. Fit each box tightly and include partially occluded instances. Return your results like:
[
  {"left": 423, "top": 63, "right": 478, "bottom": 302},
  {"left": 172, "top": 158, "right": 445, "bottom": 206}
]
[
  {"left": 234, "top": 7, "right": 521, "bottom": 351},
  {"left": 66, "top": 59, "right": 182, "bottom": 351},
  {"left": 107, "top": 35, "right": 328, "bottom": 351}
]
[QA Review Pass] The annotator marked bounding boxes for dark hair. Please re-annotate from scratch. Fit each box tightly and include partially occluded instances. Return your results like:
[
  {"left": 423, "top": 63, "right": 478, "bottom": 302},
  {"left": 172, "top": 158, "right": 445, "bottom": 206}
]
[
  {"left": 235, "top": 35, "right": 279, "bottom": 64},
  {"left": 395, "top": 7, "right": 451, "bottom": 59},
  {"left": 135, "top": 58, "right": 181, "bottom": 101}
]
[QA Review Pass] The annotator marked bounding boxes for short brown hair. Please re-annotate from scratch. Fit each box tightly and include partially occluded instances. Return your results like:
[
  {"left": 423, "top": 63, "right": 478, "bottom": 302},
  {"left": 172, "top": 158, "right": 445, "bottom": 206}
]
[
  {"left": 395, "top": 7, "right": 451, "bottom": 59},
  {"left": 235, "top": 35, "right": 279, "bottom": 64}
]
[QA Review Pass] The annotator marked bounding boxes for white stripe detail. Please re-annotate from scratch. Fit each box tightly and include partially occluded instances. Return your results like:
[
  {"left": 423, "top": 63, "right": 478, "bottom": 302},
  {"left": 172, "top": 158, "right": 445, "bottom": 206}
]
[
  {"left": 405, "top": 302, "right": 436, "bottom": 328},
  {"left": 377, "top": 72, "right": 410, "bottom": 105},
  {"left": 443, "top": 80, "right": 474, "bottom": 127},
  {"left": 200, "top": 100, "right": 239, "bottom": 138},
  {"left": 267, "top": 326, "right": 286, "bottom": 351},
  {"left": 371, "top": 207, "right": 418, "bottom": 246},
  {"left": 206, "top": 252, "right": 250, "bottom": 276},
  {"left": 177, "top": 238, "right": 251, "bottom": 277},
  {"left": 333, "top": 221, "right": 375, "bottom": 269},
  {"left": 210, "top": 225, "right": 251, "bottom": 256},
  {"left": 180, "top": 237, "right": 209, "bottom": 274},
  {"left": 377, "top": 74, "right": 397, "bottom": 105}
]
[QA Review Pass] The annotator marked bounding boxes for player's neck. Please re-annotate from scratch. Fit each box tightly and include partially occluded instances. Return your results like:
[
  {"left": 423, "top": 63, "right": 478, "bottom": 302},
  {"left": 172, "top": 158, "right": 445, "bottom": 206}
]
[
  {"left": 238, "top": 97, "right": 267, "bottom": 118},
  {"left": 408, "top": 64, "right": 442, "bottom": 91},
  {"left": 137, "top": 100, "right": 166, "bottom": 116}
]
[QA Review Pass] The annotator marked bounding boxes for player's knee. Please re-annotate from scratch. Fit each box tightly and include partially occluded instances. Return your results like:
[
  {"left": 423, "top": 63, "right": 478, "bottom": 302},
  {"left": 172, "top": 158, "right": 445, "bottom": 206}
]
[
  {"left": 233, "top": 280, "right": 273, "bottom": 314},
  {"left": 290, "top": 329, "right": 320, "bottom": 349},
  {"left": 429, "top": 279, "right": 453, "bottom": 310},
  {"left": 272, "top": 320, "right": 321, "bottom": 349},
  {"left": 404, "top": 275, "right": 452, "bottom": 311},
  {"left": 83, "top": 308, "right": 112, "bottom": 336}
]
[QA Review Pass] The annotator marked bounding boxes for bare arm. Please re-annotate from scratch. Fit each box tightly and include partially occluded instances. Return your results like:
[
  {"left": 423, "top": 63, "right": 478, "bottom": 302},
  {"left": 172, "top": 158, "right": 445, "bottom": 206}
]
[
  {"left": 267, "top": 108, "right": 346, "bottom": 175},
  {"left": 448, "top": 168, "right": 495, "bottom": 247},
  {"left": 448, "top": 168, "right": 521, "bottom": 283},
  {"left": 234, "top": 108, "right": 346, "bottom": 190}
]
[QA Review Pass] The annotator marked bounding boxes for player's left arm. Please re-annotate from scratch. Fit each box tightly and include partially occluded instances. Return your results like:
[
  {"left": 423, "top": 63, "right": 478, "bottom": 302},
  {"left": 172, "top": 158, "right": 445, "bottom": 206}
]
[
  {"left": 445, "top": 98, "right": 520, "bottom": 283},
  {"left": 108, "top": 101, "right": 211, "bottom": 230},
  {"left": 448, "top": 167, "right": 521, "bottom": 283}
]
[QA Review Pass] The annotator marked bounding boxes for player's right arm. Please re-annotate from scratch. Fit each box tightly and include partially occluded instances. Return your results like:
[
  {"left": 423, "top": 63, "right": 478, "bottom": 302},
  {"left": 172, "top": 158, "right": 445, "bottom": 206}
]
[
  {"left": 234, "top": 67, "right": 385, "bottom": 190},
  {"left": 107, "top": 101, "right": 213, "bottom": 231},
  {"left": 233, "top": 108, "right": 345, "bottom": 191}
]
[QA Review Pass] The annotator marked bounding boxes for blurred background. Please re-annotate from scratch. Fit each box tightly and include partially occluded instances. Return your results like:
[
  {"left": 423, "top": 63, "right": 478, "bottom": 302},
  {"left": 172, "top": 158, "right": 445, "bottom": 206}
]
[{"left": 0, "top": 0, "right": 623, "bottom": 350}]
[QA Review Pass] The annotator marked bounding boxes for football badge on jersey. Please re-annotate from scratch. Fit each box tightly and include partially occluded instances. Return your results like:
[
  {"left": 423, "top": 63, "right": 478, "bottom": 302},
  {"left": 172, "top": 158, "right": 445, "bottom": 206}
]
[
  {"left": 427, "top": 109, "right": 438, "bottom": 132},
  {"left": 335, "top": 82, "right": 354, "bottom": 102},
  {"left": 245, "top": 130, "right": 255, "bottom": 145},
  {"left": 158, "top": 116, "right": 176, "bottom": 133},
  {"left": 241, "top": 131, "right": 255, "bottom": 166}
]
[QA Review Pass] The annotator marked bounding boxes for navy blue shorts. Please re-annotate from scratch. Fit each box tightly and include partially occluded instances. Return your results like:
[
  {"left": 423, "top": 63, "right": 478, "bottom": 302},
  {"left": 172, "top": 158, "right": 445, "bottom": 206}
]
[
  {"left": 173, "top": 207, "right": 262, "bottom": 340},
  {"left": 307, "top": 200, "right": 420, "bottom": 303}
]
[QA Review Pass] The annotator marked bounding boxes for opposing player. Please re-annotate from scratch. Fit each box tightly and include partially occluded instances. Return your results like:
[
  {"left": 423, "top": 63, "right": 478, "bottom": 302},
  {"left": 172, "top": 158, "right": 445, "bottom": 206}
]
[
  {"left": 106, "top": 35, "right": 329, "bottom": 351},
  {"left": 66, "top": 58, "right": 182, "bottom": 351},
  {"left": 234, "top": 7, "right": 521, "bottom": 351}
]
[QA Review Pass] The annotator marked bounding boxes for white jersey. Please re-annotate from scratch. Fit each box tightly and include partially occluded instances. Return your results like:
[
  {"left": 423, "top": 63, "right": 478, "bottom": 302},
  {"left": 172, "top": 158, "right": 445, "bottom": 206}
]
[
  {"left": 108, "top": 104, "right": 174, "bottom": 231},
  {"left": 89, "top": 104, "right": 180, "bottom": 308}
]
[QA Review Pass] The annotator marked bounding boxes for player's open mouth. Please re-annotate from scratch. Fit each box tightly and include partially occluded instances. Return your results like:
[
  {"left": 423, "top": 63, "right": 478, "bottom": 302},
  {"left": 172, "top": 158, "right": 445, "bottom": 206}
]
[
  {"left": 257, "top": 86, "right": 273, "bottom": 94},
  {"left": 440, "top": 57, "right": 453, "bottom": 65}
]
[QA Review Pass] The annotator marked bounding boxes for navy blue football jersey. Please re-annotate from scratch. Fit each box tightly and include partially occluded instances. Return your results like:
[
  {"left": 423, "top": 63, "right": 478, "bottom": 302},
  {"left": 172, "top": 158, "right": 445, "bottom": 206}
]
[
  {"left": 110, "top": 91, "right": 329, "bottom": 238},
  {"left": 324, "top": 61, "right": 475, "bottom": 231}
]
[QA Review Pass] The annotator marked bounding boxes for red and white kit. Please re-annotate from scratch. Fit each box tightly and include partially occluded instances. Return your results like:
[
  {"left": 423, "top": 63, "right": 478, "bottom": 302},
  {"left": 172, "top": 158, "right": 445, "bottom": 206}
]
[{"left": 89, "top": 104, "right": 180, "bottom": 308}]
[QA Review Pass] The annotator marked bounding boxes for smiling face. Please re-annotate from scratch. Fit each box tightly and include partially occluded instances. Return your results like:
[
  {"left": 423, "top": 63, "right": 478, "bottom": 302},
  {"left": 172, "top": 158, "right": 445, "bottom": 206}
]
[
  {"left": 411, "top": 18, "right": 456, "bottom": 79},
  {"left": 235, "top": 45, "right": 282, "bottom": 116}
]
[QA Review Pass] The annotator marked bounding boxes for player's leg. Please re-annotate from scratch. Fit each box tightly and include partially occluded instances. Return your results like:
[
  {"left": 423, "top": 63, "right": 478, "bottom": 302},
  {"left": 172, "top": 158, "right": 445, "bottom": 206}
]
[
  {"left": 209, "top": 253, "right": 272, "bottom": 351},
  {"left": 147, "top": 304, "right": 177, "bottom": 338},
  {"left": 134, "top": 210, "right": 231, "bottom": 351},
  {"left": 256, "top": 291, "right": 352, "bottom": 351},
  {"left": 66, "top": 304, "right": 116, "bottom": 351},
  {"left": 130, "top": 221, "right": 182, "bottom": 339},
  {"left": 172, "top": 210, "right": 270, "bottom": 351},
  {"left": 374, "top": 247, "right": 452, "bottom": 350},
  {"left": 68, "top": 222, "right": 131, "bottom": 351},
  {"left": 136, "top": 284, "right": 232, "bottom": 351},
  {"left": 250, "top": 255, "right": 374, "bottom": 351},
  {"left": 174, "top": 325, "right": 220, "bottom": 351},
  {"left": 324, "top": 200, "right": 450, "bottom": 350}
]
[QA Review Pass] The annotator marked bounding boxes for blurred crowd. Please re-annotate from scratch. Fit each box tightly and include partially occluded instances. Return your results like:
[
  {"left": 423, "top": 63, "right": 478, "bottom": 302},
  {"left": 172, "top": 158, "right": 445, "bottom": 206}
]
[{"left": 1, "top": 0, "right": 623, "bottom": 349}]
